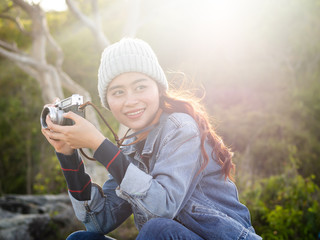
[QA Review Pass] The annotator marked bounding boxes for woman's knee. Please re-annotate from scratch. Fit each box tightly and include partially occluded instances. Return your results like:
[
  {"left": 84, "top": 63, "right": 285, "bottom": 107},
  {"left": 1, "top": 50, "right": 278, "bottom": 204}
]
[
  {"left": 137, "top": 218, "right": 203, "bottom": 240},
  {"left": 137, "top": 218, "right": 172, "bottom": 239},
  {"left": 67, "top": 231, "right": 87, "bottom": 240},
  {"left": 66, "top": 230, "right": 112, "bottom": 240},
  {"left": 142, "top": 218, "right": 170, "bottom": 233}
]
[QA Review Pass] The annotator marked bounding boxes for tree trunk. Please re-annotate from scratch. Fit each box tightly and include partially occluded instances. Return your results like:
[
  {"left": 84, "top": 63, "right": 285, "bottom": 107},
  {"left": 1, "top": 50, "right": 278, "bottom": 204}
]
[
  {"left": 26, "top": 131, "right": 32, "bottom": 194},
  {"left": 0, "top": 0, "right": 100, "bottom": 129}
]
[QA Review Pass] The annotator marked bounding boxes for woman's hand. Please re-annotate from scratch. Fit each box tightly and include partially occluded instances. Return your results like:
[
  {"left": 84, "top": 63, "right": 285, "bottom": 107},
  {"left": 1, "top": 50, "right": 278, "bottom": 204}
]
[
  {"left": 41, "top": 115, "right": 75, "bottom": 155},
  {"left": 42, "top": 111, "right": 105, "bottom": 152}
]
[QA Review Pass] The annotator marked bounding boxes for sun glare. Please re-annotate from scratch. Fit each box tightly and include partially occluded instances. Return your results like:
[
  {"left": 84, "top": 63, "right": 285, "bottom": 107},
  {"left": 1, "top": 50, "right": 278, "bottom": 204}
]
[{"left": 27, "top": 0, "right": 67, "bottom": 12}]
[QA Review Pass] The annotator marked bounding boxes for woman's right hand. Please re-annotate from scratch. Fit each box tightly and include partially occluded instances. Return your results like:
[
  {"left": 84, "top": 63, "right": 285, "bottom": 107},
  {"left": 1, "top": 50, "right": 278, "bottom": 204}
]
[
  {"left": 41, "top": 115, "right": 75, "bottom": 155},
  {"left": 41, "top": 100, "right": 74, "bottom": 155}
]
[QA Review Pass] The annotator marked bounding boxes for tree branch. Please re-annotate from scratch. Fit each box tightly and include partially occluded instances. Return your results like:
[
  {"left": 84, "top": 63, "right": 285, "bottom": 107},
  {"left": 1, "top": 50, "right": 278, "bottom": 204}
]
[
  {"left": 0, "top": 13, "right": 30, "bottom": 35},
  {"left": 66, "top": 0, "right": 110, "bottom": 50},
  {"left": 0, "top": 46, "right": 50, "bottom": 71},
  {"left": 43, "top": 22, "right": 64, "bottom": 68},
  {"left": 16, "top": 62, "right": 41, "bottom": 82},
  {"left": 12, "top": 0, "right": 35, "bottom": 16},
  {"left": 0, "top": 2, "right": 14, "bottom": 14},
  {"left": 0, "top": 39, "right": 22, "bottom": 53},
  {"left": 66, "top": 0, "right": 95, "bottom": 29}
]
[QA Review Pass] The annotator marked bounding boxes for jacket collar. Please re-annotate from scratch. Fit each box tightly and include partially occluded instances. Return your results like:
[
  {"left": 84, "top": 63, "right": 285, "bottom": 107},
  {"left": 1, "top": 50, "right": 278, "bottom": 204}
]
[{"left": 120, "top": 112, "right": 169, "bottom": 156}]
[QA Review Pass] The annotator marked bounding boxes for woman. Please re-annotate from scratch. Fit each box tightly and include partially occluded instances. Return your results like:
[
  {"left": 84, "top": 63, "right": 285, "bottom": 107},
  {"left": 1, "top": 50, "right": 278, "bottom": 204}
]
[{"left": 42, "top": 38, "right": 261, "bottom": 239}]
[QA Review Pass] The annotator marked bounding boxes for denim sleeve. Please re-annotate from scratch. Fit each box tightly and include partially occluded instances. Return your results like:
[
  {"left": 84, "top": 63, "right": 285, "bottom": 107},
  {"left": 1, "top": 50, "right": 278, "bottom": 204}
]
[
  {"left": 68, "top": 176, "right": 132, "bottom": 234},
  {"left": 116, "top": 120, "right": 202, "bottom": 219}
]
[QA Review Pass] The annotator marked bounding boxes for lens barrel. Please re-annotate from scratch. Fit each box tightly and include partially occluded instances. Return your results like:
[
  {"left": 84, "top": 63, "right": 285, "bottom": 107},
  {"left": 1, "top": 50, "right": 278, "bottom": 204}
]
[{"left": 40, "top": 106, "right": 64, "bottom": 128}]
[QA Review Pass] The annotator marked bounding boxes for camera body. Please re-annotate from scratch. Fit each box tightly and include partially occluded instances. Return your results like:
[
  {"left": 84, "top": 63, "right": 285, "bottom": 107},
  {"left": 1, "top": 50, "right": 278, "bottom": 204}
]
[{"left": 40, "top": 94, "right": 85, "bottom": 129}]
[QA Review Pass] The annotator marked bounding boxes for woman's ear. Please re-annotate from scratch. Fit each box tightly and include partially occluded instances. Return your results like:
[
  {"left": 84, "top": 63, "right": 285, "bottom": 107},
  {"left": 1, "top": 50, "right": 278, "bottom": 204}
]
[
  {"left": 158, "top": 86, "right": 166, "bottom": 96},
  {"left": 159, "top": 89, "right": 166, "bottom": 109}
]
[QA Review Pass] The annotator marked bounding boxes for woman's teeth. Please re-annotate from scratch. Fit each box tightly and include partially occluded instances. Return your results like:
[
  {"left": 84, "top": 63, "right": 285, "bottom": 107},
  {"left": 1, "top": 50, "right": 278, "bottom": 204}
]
[{"left": 127, "top": 109, "right": 144, "bottom": 116}]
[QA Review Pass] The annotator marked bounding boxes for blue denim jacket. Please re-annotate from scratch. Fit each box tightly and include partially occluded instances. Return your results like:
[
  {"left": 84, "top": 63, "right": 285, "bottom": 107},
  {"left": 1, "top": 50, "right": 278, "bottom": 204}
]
[{"left": 68, "top": 112, "right": 261, "bottom": 239}]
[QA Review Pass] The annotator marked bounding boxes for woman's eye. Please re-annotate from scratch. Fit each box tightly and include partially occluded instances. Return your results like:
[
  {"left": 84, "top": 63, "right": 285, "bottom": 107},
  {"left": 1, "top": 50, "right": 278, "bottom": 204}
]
[
  {"left": 112, "top": 90, "right": 124, "bottom": 96},
  {"left": 136, "top": 85, "right": 147, "bottom": 91}
]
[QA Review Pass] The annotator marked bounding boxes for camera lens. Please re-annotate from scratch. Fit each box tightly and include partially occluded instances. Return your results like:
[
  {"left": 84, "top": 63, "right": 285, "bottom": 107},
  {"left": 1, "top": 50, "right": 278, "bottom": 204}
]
[{"left": 40, "top": 106, "right": 64, "bottom": 128}]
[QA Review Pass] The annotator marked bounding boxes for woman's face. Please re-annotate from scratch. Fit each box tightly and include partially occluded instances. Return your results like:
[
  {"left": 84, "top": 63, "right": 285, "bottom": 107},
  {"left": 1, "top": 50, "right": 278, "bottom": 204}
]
[{"left": 107, "top": 72, "right": 160, "bottom": 132}]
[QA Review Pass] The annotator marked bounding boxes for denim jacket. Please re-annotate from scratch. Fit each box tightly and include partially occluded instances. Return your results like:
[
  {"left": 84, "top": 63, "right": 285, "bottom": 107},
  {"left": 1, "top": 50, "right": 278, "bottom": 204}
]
[{"left": 67, "top": 112, "right": 261, "bottom": 239}]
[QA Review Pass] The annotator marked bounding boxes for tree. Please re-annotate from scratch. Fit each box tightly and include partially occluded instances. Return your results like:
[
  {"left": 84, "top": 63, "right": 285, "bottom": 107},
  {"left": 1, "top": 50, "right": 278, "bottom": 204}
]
[
  {"left": 65, "top": 0, "right": 142, "bottom": 137},
  {"left": 0, "top": 0, "right": 144, "bottom": 194},
  {"left": 0, "top": 0, "right": 99, "bottom": 128}
]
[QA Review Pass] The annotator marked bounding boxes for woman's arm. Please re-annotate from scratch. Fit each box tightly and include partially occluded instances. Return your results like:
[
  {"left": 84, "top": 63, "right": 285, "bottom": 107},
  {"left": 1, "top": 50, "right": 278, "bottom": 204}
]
[{"left": 56, "top": 151, "right": 132, "bottom": 234}]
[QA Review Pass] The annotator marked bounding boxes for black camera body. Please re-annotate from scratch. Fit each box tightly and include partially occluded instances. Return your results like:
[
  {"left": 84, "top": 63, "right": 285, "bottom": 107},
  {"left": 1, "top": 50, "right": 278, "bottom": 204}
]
[{"left": 40, "top": 94, "right": 85, "bottom": 129}]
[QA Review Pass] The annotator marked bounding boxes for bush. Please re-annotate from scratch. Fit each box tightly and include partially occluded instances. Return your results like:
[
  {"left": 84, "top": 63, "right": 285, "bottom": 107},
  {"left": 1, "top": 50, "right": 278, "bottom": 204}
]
[{"left": 241, "top": 153, "right": 320, "bottom": 239}]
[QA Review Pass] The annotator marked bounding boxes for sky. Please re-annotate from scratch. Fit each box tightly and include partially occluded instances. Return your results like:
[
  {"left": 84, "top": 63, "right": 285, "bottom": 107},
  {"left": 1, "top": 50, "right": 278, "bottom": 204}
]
[{"left": 28, "top": 0, "right": 67, "bottom": 11}]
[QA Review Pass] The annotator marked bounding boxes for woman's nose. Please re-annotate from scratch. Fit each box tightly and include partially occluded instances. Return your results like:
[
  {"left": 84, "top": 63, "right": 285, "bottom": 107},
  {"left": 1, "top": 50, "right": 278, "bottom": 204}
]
[{"left": 124, "top": 93, "right": 139, "bottom": 106}]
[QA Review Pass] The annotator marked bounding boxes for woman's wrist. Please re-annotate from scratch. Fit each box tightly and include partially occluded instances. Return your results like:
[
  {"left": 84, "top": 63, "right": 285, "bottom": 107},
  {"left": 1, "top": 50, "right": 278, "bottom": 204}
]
[
  {"left": 56, "top": 148, "right": 75, "bottom": 156},
  {"left": 91, "top": 133, "right": 106, "bottom": 151}
]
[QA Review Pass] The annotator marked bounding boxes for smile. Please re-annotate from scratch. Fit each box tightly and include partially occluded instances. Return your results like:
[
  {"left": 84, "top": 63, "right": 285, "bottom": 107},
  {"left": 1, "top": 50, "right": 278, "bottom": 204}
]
[{"left": 126, "top": 109, "right": 145, "bottom": 117}]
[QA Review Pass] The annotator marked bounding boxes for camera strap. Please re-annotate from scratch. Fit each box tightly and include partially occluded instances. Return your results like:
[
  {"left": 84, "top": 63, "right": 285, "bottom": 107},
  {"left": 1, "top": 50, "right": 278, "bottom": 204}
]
[{"left": 78, "top": 101, "right": 160, "bottom": 161}]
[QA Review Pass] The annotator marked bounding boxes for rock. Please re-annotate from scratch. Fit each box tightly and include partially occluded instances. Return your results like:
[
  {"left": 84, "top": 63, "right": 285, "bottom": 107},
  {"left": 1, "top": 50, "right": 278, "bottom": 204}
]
[{"left": 0, "top": 194, "right": 84, "bottom": 240}]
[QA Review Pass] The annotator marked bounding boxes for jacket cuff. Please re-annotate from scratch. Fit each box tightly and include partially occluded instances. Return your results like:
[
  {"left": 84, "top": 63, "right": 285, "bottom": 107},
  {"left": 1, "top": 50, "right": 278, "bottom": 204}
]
[{"left": 117, "top": 163, "right": 152, "bottom": 197}]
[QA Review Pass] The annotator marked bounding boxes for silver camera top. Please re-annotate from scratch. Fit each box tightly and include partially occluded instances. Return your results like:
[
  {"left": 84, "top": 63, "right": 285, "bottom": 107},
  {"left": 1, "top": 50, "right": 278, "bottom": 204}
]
[
  {"left": 40, "top": 94, "right": 85, "bottom": 128},
  {"left": 56, "top": 94, "right": 83, "bottom": 109}
]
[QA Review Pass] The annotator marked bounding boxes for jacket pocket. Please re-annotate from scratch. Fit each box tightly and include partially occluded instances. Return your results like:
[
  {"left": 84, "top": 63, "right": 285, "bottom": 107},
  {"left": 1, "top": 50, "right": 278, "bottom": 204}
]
[
  {"left": 190, "top": 201, "right": 227, "bottom": 218},
  {"left": 179, "top": 198, "right": 248, "bottom": 240}
]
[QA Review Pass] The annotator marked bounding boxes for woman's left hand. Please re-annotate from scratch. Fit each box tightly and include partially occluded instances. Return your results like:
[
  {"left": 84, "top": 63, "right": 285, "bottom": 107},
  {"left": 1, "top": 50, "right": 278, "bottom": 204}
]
[{"left": 45, "top": 111, "right": 105, "bottom": 151}]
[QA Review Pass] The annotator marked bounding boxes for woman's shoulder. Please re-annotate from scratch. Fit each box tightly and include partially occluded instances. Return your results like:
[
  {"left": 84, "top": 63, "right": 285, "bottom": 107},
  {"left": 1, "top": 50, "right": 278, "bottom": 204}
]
[{"left": 161, "top": 112, "right": 199, "bottom": 132}]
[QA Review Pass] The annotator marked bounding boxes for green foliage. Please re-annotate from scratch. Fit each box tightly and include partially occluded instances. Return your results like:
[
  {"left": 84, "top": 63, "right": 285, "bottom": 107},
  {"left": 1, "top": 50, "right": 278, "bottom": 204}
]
[
  {"left": 289, "top": 75, "right": 320, "bottom": 185},
  {"left": 241, "top": 154, "right": 320, "bottom": 239},
  {"left": 33, "top": 156, "right": 66, "bottom": 195},
  {"left": 108, "top": 215, "right": 138, "bottom": 240},
  {"left": 0, "top": 61, "right": 43, "bottom": 194},
  {"left": 0, "top": 60, "right": 66, "bottom": 195},
  {"left": 0, "top": 2, "right": 32, "bottom": 48}
]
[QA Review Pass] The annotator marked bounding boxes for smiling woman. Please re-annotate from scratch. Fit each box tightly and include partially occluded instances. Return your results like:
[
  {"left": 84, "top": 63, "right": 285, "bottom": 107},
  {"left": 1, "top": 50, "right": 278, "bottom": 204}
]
[{"left": 41, "top": 37, "right": 262, "bottom": 239}]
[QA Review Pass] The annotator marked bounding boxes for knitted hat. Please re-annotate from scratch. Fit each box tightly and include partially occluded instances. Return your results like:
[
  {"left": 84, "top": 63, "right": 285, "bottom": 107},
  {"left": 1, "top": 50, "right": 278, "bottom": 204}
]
[{"left": 98, "top": 38, "right": 168, "bottom": 109}]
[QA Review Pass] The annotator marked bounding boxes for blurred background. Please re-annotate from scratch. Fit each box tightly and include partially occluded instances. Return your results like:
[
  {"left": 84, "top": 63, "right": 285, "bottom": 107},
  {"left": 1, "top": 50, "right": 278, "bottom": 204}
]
[{"left": 0, "top": 0, "right": 320, "bottom": 239}]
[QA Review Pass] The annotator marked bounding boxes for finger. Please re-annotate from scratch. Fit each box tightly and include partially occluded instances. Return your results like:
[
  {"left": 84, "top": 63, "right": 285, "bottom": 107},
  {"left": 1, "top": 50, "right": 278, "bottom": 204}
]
[
  {"left": 46, "top": 115, "right": 69, "bottom": 133},
  {"left": 45, "top": 115, "right": 54, "bottom": 129},
  {"left": 47, "top": 129, "right": 65, "bottom": 141},
  {"left": 53, "top": 97, "right": 60, "bottom": 104},
  {"left": 42, "top": 128, "right": 58, "bottom": 142},
  {"left": 41, "top": 128, "right": 50, "bottom": 138},
  {"left": 63, "top": 111, "right": 82, "bottom": 122}
]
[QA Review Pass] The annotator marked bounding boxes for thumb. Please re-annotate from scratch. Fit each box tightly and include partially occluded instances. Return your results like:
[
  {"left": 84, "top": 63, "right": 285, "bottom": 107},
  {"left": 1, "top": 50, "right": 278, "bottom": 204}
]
[{"left": 63, "top": 111, "right": 81, "bottom": 122}]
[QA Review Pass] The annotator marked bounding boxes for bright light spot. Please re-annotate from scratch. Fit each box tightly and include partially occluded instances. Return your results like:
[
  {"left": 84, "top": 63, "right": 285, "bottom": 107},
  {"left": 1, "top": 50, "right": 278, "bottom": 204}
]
[{"left": 27, "top": 0, "right": 67, "bottom": 12}]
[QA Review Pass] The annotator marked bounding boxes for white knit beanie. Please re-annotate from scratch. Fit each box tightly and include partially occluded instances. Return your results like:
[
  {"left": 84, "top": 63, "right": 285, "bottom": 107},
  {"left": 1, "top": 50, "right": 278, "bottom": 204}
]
[{"left": 98, "top": 38, "right": 168, "bottom": 109}]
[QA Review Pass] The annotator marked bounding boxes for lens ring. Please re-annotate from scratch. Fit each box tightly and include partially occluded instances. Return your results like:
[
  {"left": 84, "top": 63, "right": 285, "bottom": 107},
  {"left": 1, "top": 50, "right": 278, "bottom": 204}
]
[
  {"left": 55, "top": 109, "right": 65, "bottom": 125},
  {"left": 40, "top": 106, "right": 57, "bottom": 128},
  {"left": 40, "top": 107, "right": 50, "bottom": 128},
  {"left": 46, "top": 107, "right": 58, "bottom": 124}
]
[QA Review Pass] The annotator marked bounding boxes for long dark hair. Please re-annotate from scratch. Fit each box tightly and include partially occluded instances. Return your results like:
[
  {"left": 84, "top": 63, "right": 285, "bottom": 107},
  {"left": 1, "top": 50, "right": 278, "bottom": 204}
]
[{"left": 160, "top": 88, "right": 235, "bottom": 181}]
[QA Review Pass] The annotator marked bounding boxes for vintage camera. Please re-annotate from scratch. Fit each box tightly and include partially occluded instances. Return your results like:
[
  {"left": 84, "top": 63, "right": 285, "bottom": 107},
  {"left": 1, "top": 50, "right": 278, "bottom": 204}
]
[{"left": 40, "top": 94, "right": 85, "bottom": 129}]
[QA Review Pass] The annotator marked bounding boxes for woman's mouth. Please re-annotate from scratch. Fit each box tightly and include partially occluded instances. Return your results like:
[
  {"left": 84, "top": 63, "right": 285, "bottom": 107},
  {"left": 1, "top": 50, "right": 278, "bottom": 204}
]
[{"left": 125, "top": 109, "right": 145, "bottom": 119}]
